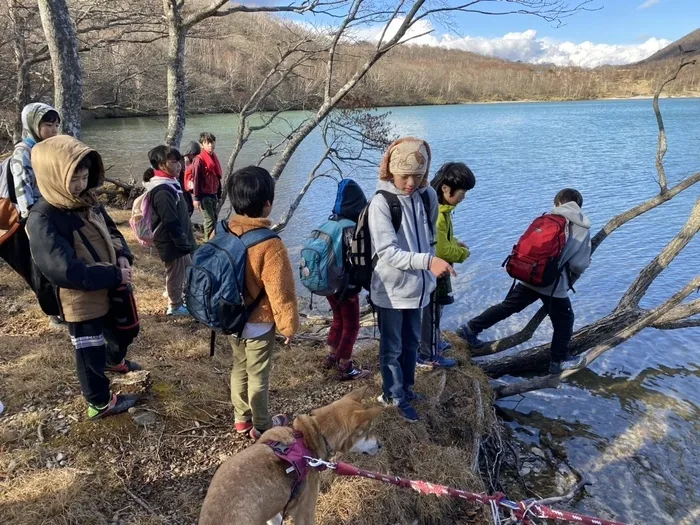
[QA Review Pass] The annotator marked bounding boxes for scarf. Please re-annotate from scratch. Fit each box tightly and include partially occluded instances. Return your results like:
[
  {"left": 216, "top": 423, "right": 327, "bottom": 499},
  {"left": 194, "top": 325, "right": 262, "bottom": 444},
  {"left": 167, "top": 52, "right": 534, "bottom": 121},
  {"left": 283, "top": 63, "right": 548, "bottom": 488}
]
[{"left": 199, "top": 149, "right": 222, "bottom": 178}]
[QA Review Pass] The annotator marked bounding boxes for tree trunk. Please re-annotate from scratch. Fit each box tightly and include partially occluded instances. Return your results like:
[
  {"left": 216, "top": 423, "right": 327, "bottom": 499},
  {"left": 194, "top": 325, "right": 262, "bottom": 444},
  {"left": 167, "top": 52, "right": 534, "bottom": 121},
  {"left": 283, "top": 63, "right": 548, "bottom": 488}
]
[
  {"left": 37, "top": 0, "right": 83, "bottom": 138},
  {"left": 9, "top": 0, "right": 30, "bottom": 143},
  {"left": 163, "top": 0, "right": 186, "bottom": 148}
]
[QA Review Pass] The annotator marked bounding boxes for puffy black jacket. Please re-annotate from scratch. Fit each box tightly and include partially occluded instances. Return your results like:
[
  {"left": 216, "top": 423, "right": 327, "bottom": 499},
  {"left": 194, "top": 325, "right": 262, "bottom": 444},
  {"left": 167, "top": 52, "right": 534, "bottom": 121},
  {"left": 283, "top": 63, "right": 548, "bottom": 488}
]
[{"left": 150, "top": 184, "right": 196, "bottom": 263}]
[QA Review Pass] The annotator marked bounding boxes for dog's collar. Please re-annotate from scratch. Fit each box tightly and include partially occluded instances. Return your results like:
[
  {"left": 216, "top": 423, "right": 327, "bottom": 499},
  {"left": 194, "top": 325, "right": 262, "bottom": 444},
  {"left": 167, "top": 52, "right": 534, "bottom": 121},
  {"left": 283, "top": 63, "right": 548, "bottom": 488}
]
[{"left": 321, "top": 432, "right": 334, "bottom": 459}]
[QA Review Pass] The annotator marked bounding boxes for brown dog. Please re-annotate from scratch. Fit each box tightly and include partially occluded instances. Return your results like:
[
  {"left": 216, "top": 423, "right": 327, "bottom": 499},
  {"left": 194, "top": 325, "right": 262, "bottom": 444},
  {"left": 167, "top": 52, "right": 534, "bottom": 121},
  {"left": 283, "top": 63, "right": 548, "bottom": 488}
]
[{"left": 199, "top": 386, "right": 383, "bottom": 525}]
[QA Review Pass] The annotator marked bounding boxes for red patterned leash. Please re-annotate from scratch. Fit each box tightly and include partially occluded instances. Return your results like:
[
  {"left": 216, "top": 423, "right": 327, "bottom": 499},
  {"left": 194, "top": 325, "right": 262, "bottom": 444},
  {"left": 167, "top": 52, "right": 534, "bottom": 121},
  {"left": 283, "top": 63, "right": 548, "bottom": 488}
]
[{"left": 304, "top": 457, "right": 629, "bottom": 525}]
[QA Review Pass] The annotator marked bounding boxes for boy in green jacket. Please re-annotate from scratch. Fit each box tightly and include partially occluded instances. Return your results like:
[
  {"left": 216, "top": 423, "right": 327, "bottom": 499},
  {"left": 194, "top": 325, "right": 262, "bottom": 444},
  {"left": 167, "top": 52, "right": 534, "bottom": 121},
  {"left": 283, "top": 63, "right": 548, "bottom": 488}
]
[{"left": 418, "top": 162, "right": 476, "bottom": 367}]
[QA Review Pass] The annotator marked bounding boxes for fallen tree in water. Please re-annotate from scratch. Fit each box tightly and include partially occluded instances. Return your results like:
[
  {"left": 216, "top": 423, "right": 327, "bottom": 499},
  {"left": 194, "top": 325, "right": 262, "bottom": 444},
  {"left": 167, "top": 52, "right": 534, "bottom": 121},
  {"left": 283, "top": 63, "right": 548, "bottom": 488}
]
[{"left": 469, "top": 51, "right": 700, "bottom": 397}]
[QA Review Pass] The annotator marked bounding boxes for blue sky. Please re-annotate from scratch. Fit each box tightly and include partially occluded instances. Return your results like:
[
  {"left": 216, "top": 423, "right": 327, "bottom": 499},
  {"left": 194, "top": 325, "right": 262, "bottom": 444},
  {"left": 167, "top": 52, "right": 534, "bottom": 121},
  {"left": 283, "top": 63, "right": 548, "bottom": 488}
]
[
  {"left": 449, "top": 0, "right": 698, "bottom": 44},
  {"left": 245, "top": 0, "right": 698, "bottom": 67}
]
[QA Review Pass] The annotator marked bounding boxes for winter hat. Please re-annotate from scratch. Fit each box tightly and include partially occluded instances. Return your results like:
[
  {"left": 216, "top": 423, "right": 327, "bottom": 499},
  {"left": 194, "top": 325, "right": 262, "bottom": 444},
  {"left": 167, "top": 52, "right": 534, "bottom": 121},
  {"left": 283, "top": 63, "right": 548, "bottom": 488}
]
[
  {"left": 379, "top": 137, "right": 431, "bottom": 187},
  {"left": 182, "top": 141, "right": 201, "bottom": 157}
]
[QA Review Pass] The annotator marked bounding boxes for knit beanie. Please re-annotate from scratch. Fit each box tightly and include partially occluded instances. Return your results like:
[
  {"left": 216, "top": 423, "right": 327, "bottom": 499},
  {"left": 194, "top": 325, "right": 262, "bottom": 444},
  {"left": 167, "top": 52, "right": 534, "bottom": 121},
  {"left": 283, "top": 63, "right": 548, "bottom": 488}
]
[
  {"left": 379, "top": 137, "right": 431, "bottom": 187},
  {"left": 182, "top": 141, "right": 201, "bottom": 157}
]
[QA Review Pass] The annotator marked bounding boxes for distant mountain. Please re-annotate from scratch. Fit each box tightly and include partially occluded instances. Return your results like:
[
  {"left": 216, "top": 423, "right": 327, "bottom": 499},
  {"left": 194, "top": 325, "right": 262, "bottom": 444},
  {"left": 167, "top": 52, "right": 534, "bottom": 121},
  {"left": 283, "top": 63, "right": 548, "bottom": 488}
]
[{"left": 638, "top": 28, "right": 700, "bottom": 64}]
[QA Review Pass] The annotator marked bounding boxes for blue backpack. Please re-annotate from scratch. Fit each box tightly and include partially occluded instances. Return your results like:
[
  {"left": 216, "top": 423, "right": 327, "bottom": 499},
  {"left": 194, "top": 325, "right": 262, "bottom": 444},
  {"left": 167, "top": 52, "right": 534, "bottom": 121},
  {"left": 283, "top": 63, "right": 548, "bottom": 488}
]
[
  {"left": 299, "top": 218, "right": 355, "bottom": 296},
  {"left": 185, "top": 221, "right": 278, "bottom": 355}
]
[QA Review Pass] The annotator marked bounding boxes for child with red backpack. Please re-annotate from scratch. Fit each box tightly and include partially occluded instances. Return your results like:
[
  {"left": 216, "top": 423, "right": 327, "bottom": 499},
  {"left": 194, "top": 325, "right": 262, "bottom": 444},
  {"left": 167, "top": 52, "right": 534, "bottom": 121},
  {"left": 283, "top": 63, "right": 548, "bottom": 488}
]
[{"left": 457, "top": 188, "right": 591, "bottom": 374}]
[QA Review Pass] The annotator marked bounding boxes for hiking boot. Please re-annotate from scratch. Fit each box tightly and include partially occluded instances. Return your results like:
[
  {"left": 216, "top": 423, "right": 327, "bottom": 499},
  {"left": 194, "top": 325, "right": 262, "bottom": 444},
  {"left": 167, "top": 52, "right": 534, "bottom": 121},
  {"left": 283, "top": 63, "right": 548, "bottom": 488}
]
[
  {"left": 437, "top": 340, "right": 452, "bottom": 353},
  {"left": 322, "top": 353, "right": 339, "bottom": 370},
  {"left": 398, "top": 401, "right": 419, "bottom": 423},
  {"left": 88, "top": 393, "right": 140, "bottom": 420},
  {"left": 105, "top": 359, "right": 142, "bottom": 374},
  {"left": 167, "top": 305, "right": 189, "bottom": 316},
  {"left": 417, "top": 355, "right": 457, "bottom": 369},
  {"left": 250, "top": 414, "right": 288, "bottom": 441},
  {"left": 456, "top": 324, "right": 485, "bottom": 349},
  {"left": 337, "top": 361, "right": 371, "bottom": 381},
  {"left": 234, "top": 421, "right": 253, "bottom": 434}
]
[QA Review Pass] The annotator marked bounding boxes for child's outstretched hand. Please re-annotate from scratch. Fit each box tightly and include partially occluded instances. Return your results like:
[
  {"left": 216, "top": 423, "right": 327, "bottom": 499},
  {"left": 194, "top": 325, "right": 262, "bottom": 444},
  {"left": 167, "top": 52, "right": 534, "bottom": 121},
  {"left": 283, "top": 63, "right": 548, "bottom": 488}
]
[
  {"left": 120, "top": 268, "right": 133, "bottom": 284},
  {"left": 430, "top": 257, "right": 457, "bottom": 278},
  {"left": 118, "top": 256, "right": 131, "bottom": 269},
  {"left": 457, "top": 240, "right": 469, "bottom": 249}
]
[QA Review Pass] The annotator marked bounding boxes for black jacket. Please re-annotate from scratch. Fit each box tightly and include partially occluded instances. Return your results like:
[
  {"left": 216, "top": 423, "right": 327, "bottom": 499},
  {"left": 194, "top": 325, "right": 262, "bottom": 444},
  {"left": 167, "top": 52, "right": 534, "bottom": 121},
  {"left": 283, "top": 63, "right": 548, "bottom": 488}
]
[{"left": 150, "top": 184, "right": 196, "bottom": 263}]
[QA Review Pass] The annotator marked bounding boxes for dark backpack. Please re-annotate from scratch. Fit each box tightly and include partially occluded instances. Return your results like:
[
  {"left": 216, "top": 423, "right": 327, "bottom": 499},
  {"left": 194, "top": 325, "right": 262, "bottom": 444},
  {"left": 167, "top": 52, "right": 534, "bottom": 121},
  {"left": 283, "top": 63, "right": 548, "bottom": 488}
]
[
  {"left": 185, "top": 221, "right": 278, "bottom": 355},
  {"left": 503, "top": 214, "right": 568, "bottom": 287},
  {"left": 350, "top": 189, "right": 433, "bottom": 291}
]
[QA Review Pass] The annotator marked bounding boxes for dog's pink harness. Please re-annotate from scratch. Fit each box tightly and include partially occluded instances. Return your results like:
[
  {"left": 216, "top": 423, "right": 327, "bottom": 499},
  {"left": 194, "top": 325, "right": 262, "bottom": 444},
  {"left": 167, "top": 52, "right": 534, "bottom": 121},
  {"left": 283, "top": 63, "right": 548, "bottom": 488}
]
[{"left": 266, "top": 431, "right": 318, "bottom": 503}]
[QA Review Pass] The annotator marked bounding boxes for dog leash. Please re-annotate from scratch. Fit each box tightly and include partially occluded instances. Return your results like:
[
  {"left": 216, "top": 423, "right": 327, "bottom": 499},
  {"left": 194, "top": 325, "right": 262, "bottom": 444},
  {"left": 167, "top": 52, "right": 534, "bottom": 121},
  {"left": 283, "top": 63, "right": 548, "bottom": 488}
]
[{"left": 303, "top": 457, "right": 629, "bottom": 525}]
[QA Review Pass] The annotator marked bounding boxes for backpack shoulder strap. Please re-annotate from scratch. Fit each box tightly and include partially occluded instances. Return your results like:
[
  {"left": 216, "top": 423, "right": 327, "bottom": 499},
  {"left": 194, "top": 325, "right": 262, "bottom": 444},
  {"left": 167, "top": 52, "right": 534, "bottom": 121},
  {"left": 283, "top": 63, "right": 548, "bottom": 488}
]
[
  {"left": 419, "top": 189, "right": 434, "bottom": 237},
  {"left": 213, "top": 220, "right": 230, "bottom": 237},
  {"left": 376, "top": 190, "right": 401, "bottom": 232},
  {"left": 240, "top": 227, "right": 279, "bottom": 249}
]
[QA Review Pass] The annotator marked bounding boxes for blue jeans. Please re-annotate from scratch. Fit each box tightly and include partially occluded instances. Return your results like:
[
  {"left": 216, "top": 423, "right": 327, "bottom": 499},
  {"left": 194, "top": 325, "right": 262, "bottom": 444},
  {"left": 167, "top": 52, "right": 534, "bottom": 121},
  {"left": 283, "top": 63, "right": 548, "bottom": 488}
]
[{"left": 377, "top": 307, "right": 421, "bottom": 404}]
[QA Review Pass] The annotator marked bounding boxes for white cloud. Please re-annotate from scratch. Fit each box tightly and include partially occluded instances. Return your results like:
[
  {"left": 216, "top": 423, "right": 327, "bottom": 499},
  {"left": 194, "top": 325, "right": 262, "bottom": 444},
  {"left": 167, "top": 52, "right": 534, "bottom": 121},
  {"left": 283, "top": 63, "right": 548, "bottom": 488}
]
[
  {"left": 638, "top": 0, "right": 661, "bottom": 9},
  {"left": 354, "top": 19, "right": 671, "bottom": 68}
]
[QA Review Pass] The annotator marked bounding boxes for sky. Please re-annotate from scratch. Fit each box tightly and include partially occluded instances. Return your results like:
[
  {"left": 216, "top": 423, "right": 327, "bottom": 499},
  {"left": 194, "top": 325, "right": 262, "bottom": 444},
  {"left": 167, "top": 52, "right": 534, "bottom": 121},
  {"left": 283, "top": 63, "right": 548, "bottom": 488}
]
[{"left": 246, "top": 0, "right": 700, "bottom": 68}]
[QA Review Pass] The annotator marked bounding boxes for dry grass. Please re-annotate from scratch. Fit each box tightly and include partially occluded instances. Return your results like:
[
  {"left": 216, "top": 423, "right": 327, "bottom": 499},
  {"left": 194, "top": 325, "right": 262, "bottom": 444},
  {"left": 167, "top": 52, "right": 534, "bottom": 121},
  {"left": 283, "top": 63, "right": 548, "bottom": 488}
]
[{"left": 0, "top": 209, "right": 496, "bottom": 525}]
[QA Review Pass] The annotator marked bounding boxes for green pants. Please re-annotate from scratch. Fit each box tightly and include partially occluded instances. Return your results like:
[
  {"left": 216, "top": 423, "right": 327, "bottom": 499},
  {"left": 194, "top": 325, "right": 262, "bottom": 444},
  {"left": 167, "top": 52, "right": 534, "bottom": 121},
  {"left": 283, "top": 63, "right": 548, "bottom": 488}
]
[
  {"left": 201, "top": 196, "right": 218, "bottom": 241},
  {"left": 229, "top": 329, "right": 275, "bottom": 431}
]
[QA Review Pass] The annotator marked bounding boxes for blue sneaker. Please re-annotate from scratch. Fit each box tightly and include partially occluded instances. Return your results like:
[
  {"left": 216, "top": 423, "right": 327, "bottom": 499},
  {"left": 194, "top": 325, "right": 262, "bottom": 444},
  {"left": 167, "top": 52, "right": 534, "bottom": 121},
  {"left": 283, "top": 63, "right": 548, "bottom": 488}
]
[
  {"left": 417, "top": 355, "right": 457, "bottom": 369},
  {"left": 456, "top": 324, "right": 485, "bottom": 349},
  {"left": 167, "top": 305, "right": 189, "bottom": 316},
  {"left": 437, "top": 340, "right": 452, "bottom": 353},
  {"left": 398, "top": 401, "right": 419, "bottom": 423}
]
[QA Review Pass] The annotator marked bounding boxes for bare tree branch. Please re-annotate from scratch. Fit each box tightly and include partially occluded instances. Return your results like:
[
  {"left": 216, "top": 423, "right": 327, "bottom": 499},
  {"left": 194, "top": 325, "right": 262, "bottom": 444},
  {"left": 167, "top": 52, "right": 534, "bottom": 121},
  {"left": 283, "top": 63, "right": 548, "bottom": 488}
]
[{"left": 471, "top": 306, "right": 548, "bottom": 356}]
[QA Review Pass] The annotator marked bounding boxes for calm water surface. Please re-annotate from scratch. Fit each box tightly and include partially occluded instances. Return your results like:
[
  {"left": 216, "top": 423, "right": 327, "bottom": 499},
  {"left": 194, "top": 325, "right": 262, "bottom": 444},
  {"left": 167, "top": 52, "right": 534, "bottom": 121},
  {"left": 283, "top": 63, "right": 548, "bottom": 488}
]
[{"left": 83, "top": 99, "right": 700, "bottom": 524}]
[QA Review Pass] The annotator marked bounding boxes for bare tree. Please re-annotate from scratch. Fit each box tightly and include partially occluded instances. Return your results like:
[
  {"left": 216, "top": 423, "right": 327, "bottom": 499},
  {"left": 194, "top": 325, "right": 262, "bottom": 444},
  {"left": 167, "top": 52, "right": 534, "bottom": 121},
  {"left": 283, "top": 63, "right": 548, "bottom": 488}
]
[
  {"left": 37, "top": 0, "right": 83, "bottom": 137},
  {"left": 470, "top": 52, "right": 700, "bottom": 398}
]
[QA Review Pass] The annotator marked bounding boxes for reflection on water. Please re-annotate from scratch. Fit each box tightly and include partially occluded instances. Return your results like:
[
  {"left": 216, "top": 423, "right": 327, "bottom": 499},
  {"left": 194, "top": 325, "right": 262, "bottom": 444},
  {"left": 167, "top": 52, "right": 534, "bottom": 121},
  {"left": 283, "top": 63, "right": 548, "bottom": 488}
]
[{"left": 83, "top": 99, "right": 700, "bottom": 522}]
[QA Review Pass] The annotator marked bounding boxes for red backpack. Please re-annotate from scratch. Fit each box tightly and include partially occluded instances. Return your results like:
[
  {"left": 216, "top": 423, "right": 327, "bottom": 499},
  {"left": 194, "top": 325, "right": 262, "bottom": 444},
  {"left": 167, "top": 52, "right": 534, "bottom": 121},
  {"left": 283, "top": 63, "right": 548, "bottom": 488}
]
[{"left": 503, "top": 214, "right": 568, "bottom": 287}]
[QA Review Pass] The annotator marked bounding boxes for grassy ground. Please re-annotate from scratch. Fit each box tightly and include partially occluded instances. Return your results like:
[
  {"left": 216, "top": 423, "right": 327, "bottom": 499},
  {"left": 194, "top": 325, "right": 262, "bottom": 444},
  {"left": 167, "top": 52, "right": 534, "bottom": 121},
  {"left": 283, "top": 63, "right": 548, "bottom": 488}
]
[{"left": 0, "top": 209, "right": 497, "bottom": 525}]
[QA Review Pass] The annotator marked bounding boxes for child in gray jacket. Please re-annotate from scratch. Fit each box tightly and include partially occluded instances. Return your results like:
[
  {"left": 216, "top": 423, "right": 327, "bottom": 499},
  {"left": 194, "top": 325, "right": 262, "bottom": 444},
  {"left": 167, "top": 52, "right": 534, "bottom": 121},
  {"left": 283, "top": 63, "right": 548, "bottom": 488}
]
[
  {"left": 458, "top": 188, "right": 592, "bottom": 374},
  {"left": 369, "top": 137, "right": 454, "bottom": 422}
]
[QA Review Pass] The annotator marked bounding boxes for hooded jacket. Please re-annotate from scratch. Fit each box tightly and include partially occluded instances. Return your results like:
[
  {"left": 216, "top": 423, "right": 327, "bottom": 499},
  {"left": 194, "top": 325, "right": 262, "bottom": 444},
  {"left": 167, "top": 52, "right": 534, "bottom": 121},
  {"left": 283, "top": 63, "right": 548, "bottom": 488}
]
[
  {"left": 11, "top": 103, "right": 59, "bottom": 218},
  {"left": 435, "top": 203, "right": 469, "bottom": 264},
  {"left": 368, "top": 138, "right": 438, "bottom": 310},
  {"left": 330, "top": 179, "right": 367, "bottom": 299},
  {"left": 522, "top": 201, "right": 591, "bottom": 298},
  {"left": 145, "top": 172, "right": 196, "bottom": 263},
  {"left": 26, "top": 136, "right": 133, "bottom": 322}
]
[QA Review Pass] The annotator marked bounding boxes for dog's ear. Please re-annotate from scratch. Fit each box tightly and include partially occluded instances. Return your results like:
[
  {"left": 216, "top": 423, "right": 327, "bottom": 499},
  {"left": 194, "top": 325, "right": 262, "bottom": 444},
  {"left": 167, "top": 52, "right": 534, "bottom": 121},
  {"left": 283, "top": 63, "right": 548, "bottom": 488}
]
[
  {"left": 354, "top": 406, "right": 383, "bottom": 429},
  {"left": 343, "top": 385, "right": 370, "bottom": 403}
]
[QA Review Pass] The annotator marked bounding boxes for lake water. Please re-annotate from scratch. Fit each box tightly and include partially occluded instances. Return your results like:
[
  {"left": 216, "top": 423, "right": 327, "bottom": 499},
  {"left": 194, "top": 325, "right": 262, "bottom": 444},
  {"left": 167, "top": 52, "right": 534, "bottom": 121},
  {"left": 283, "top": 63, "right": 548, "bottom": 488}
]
[{"left": 83, "top": 99, "right": 700, "bottom": 524}]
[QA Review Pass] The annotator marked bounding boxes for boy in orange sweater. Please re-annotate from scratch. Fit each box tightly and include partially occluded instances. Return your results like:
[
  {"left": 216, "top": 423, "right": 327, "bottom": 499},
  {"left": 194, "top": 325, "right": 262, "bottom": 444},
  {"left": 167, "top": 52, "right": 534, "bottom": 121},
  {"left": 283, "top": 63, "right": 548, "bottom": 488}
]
[{"left": 225, "top": 166, "right": 299, "bottom": 440}]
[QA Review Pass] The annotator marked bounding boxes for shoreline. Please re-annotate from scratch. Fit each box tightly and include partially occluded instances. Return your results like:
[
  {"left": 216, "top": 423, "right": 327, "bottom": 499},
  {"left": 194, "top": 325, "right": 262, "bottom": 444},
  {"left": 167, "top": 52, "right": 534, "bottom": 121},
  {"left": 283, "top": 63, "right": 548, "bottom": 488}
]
[{"left": 83, "top": 93, "right": 700, "bottom": 122}]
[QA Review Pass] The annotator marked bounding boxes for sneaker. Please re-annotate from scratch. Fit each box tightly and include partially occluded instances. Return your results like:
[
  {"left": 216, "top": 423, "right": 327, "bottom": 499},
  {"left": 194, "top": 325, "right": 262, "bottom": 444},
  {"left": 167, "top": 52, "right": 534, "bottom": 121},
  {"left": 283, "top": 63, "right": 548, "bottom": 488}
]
[
  {"left": 377, "top": 394, "right": 397, "bottom": 407},
  {"left": 398, "top": 401, "right": 419, "bottom": 423},
  {"left": 417, "top": 355, "right": 457, "bottom": 369},
  {"left": 234, "top": 421, "right": 253, "bottom": 434},
  {"left": 322, "top": 353, "right": 339, "bottom": 370},
  {"left": 405, "top": 390, "right": 426, "bottom": 402},
  {"left": 250, "top": 414, "right": 288, "bottom": 441},
  {"left": 88, "top": 393, "right": 140, "bottom": 420},
  {"left": 437, "top": 340, "right": 452, "bottom": 353},
  {"left": 337, "top": 362, "right": 371, "bottom": 381},
  {"left": 456, "top": 324, "right": 485, "bottom": 349},
  {"left": 549, "top": 356, "right": 586, "bottom": 375},
  {"left": 167, "top": 305, "right": 189, "bottom": 316},
  {"left": 48, "top": 315, "right": 65, "bottom": 330},
  {"left": 105, "top": 359, "right": 142, "bottom": 374}
]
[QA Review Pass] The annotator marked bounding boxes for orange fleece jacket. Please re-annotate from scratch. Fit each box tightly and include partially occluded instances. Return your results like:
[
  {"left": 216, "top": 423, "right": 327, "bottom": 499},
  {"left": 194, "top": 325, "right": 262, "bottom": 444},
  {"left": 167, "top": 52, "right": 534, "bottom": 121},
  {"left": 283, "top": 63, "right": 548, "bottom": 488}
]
[{"left": 227, "top": 214, "right": 299, "bottom": 338}]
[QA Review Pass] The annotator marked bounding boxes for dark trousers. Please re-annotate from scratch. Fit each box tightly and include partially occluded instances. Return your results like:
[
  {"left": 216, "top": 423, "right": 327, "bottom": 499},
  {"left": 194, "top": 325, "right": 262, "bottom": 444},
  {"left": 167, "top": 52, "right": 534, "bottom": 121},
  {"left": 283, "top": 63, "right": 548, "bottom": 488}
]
[
  {"left": 68, "top": 316, "right": 131, "bottom": 406},
  {"left": 469, "top": 283, "right": 574, "bottom": 362},
  {"left": 377, "top": 307, "right": 421, "bottom": 404},
  {"left": 420, "top": 293, "right": 442, "bottom": 359}
]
